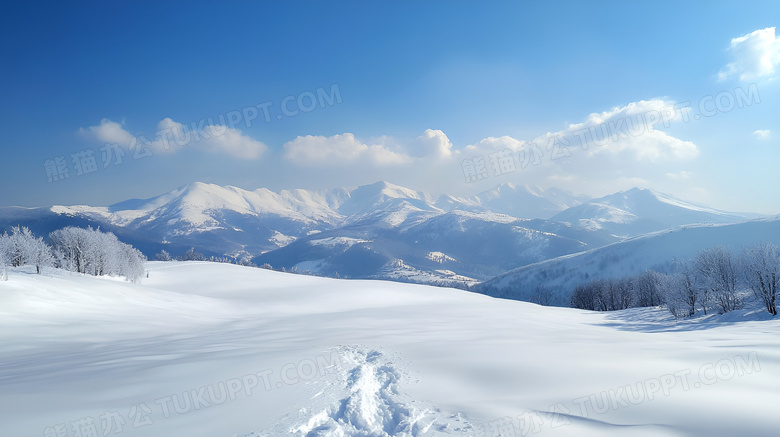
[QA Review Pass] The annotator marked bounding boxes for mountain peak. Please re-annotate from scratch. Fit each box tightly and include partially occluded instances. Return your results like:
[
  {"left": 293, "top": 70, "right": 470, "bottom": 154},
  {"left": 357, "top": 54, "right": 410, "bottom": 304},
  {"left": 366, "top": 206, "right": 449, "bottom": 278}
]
[
  {"left": 337, "top": 181, "right": 435, "bottom": 217},
  {"left": 552, "top": 186, "right": 747, "bottom": 236}
]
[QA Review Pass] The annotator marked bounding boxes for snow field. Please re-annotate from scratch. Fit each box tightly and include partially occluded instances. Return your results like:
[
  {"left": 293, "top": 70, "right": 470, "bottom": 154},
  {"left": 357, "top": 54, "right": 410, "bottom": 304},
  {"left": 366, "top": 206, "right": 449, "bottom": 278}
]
[{"left": 1, "top": 262, "right": 779, "bottom": 437}]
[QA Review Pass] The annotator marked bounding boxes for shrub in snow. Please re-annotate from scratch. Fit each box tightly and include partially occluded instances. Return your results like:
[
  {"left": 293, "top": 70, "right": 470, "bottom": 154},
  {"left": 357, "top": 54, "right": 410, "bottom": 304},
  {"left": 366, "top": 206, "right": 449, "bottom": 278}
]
[{"left": 155, "top": 249, "right": 172, "bottom": 261}]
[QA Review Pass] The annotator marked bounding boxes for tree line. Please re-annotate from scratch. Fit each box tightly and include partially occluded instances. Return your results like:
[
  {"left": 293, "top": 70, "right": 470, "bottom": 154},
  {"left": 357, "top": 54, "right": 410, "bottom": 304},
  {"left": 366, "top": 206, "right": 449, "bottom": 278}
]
[
  {"left": 569, "top": 243, "right": 778, "bottom": 317},
  {"left": 0, "top": 226, "right": 146, "bottom": 282}
]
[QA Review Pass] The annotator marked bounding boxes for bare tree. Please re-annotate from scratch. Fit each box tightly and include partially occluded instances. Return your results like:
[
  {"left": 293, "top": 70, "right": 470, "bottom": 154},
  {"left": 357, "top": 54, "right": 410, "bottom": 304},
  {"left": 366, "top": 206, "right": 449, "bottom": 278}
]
[
  {"left": 742, "top": 242, "right": 779, "bottom": 316},
  {"left": 662, "top": 273, "right": 688, "bottom": 320},
  {"left": 634, "top": 270, "right": 663, "bottom": 307},
  {"left": 571, "top": 281, "right": 600, "bottom": 310},
  {"left": 695, "top": 246, "right": 741, "bottom": 314},
  {"left": 677, "top": 260, "right": 699, "bottom": 317},
  {"left": 571, "top": 278, "right": 632, "bottom": 311},
  {"left": 530, "top": 285, "right": 554, "bottom": 306},
  {"left": 613, "top": 277, "right": 634, "bottom": 310}
]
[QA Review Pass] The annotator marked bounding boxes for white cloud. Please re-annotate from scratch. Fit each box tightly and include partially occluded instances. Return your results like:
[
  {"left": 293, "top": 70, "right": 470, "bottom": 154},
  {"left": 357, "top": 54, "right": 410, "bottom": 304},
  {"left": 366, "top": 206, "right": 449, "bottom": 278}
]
[
  {"left": 541, "top": 99, "right": 698, "bottom": 162},
  {"left": 81, "top": 118, "right": 267, "bottom": 159},
  {"left": 442, "top": 100, "right": 701, "bottom": 200},
  {"left": 80, "top": 119, "right": 135, "bottom": 146},
  {"left": 463, "top": 136, "right": 526, "bottom": 154},
  {"left": 199, "top": 126, "right": 267, "bottom": 159},
  {"left": 154, "top": 117, "right": 267, "bottom": 158},
  {"left": 719, "top": 27, "right": 780, "bottom": 81},
  {"left": 283, "top": 133, "right": 412, "bottom": 166},
  {"left": 753, "top": 129, "right": 771, "bottom": 140},
  {"left": 416, "top": 129, "right": 454, "bottom": 158}
]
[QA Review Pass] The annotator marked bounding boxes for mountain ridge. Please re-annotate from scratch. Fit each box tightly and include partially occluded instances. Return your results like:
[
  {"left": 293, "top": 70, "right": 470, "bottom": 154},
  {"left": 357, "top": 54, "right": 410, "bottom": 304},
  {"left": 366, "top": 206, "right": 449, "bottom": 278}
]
[{"left": 0, "top": 180, "right": 765, "bottom": 287}]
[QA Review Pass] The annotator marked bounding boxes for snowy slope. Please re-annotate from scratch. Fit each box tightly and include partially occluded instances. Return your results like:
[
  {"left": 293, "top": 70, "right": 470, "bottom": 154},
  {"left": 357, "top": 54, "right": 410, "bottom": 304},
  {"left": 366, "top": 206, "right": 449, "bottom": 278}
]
[
  {"left": 479, "top": 216, "right": 780, "bottom": 305},
  {"left": 551, "top": 188, "right": 752, "bottom": 237},
  {"left": 1, "top": 262, "right": 778, "bottom": 437}
]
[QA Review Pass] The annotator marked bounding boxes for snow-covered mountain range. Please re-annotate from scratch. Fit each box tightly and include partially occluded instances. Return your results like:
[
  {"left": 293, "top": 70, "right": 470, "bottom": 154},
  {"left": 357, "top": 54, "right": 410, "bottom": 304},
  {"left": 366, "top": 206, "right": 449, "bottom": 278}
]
[
  {"left": 478, "top": 215, "right": 780, "bottom": 305},
  {"left": 0, "top": 181, "right": 764, "bottom": 285},
  {"left": 550, "top": 187, "right": 755, "bottom": 237}
]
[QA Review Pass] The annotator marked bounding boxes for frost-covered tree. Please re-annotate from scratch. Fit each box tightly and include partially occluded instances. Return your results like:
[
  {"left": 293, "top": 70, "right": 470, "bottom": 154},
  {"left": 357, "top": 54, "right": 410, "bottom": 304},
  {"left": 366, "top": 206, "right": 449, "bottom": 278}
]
[
  {"left": 49, "top": 226, "right": 145, "bottom": 282},
  {"left": 2, "top": 226, "right": 25, "bottom": 267},
  {"left": 116, "top": 243, "right": 146, "bottom": 283},
  {"left": 634, "top": 270, "right": 663, "bottom": 307},
  {"left": 0, "top": 226, "right": 53, "bottom": 273},
  {"left": 742, "top": 242, "right": 779, "bottom": 316},
  {"left": 0, "top": 235, "right": 7, "bottom": 280},
  {"left": 662, "top": 266, "right": 703, "bottom": 320},
  {"left": 662, "top": 273, "right": 689, "bottom": 320},
  {"left": 612, "top": 277, "right": 634, "bottom": 310},
  {"left": 49, "top": 227, "right": 89, "bottom": 273},
  {"left": 695, "top": 246, "right": 741, "bottom": 314},
  {"left": 180, "top": 247, "right": 205, "bottom": 261},
  {"left": 236, "top": 257, "right": 255, "bottom": 267},
  {"left": 155, "top": 249, "right": 172, "bottom": 261},
  {"left": 24, "top": 229, "right": 53, "bottom": 274},
  {"left": 669, "top": 260, "right": 700, "bottom": 317}
]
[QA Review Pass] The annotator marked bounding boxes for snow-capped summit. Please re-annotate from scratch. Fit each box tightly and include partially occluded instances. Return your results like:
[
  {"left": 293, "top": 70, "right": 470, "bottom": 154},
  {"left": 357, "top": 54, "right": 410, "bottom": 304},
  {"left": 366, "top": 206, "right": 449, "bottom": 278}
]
[
  {"left": 335, "top": 181, "right": 437, "bottom": 217},
  {"left": 472, "top": 183, "right": 587, "bottom": 219},
  {"left": 551, "top": 187, "right": 749, "bottom": 237}
]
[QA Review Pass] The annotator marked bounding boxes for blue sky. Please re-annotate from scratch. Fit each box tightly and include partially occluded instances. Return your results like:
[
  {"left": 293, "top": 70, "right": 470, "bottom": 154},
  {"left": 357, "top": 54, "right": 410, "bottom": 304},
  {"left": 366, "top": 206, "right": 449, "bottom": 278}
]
[{"left": 1, "top": 1, "right": 779, "bottom": 213}]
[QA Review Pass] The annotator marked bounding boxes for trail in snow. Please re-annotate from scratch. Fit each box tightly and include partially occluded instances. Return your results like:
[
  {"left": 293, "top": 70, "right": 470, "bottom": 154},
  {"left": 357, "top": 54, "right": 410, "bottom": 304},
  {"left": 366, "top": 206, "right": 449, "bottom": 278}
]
[
  {"left": 244, "top": 347, "right": 464, "bottom": 437},
  {"left": 292, "top": 347, "right": 439, "bottom": 436}
]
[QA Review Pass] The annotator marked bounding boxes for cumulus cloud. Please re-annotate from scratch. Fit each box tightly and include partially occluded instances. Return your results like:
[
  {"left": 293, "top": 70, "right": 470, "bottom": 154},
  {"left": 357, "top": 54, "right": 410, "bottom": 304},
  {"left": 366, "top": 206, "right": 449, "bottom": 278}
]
[
  {"left": 80, "top": 118, "right": 267, "bottom": 159},
  {"left": 753, "top": 129, "right": 771, "bottom": 140},
  {"left": 463, "top": 136, "right": 526, "bottom": 154},
  {"left": 539, "top": 99, "right": 699, "bottom": 162},
  {"left": 199, "top": 126, "right": 267, "bottom": 159},
  {"left": 415, "top": 129, "right": 454, "bottom": 159},
  {"left": 438, "top": 99, "right": 701, "bottom": 199},
  {"left": 283, "top": 133, "right": 412, "bottom": 166},
  {"left": 719, "top": 27, "right": 780, "bottom": 81},
  {"left": 80, "top": 119, "right": 135, "bottom": 146}
]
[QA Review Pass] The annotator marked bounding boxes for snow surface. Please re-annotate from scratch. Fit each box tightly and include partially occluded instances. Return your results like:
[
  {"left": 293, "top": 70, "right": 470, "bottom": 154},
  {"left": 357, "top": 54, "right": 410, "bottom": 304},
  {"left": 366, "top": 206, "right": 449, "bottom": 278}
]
[{"left": 1, "top": 262, "right": 778, "bottom": 437}]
